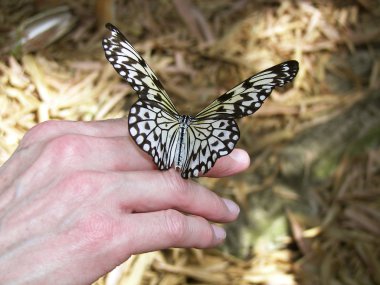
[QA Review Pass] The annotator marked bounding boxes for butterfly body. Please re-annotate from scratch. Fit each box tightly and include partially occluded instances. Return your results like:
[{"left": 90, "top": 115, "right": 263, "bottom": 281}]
[
  {"left": 174, "top": 115, "right": 192, "bottom": 170},
  {"left": 103, "top": 23, "right": 299, "bottom": 179}
]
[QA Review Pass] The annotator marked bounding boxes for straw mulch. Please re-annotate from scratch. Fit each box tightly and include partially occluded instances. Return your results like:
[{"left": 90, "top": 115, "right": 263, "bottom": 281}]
[{"left": 1, "top": 1, "right": 379, "bottom": 284}]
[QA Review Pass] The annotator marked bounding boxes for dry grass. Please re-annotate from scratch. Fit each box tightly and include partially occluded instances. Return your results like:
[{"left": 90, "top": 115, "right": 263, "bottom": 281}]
[{"left": 1, "top": 0, "right": 379, "bottom": 284}]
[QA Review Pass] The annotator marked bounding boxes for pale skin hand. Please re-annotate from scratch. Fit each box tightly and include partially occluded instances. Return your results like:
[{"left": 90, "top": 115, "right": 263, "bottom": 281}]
[{"left": 0, "top": 118, "right": 250, "bottom": 285}]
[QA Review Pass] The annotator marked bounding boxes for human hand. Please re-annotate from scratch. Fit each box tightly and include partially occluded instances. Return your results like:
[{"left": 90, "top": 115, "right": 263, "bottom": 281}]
[{"left": 0, "top": 119, "right": 249, "bottom": 284}]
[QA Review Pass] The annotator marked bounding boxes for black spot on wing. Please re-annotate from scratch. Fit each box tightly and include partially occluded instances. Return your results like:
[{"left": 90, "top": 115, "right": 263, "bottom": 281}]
[
  {"left": 218, "top": 92, "right": 233, "bottom": 102},
  {"left": 242, "top": 80, "right": 251, "bottom": 89},
  {"left": 154, "top": 95, "right": 163, "bottom": 101}
]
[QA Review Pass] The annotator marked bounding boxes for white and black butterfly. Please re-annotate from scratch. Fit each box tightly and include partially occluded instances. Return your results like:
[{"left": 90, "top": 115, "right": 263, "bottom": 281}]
[{"left": 103, "top": 23, "right": 299, "bottom": 179}]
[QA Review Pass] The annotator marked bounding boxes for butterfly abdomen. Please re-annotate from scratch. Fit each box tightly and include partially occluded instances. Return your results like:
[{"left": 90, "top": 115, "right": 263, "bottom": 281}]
[{"left": 174, "top": 116, "right": 192, "bottom": 171}]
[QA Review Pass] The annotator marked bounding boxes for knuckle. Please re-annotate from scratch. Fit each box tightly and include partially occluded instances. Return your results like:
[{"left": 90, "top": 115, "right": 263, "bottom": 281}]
[
  {"left": 163, "top": 170, "right": 191, "bottom": 205},
  {"left": 44, "top": 134, "right": 86, "bottom": 159},
  {"left": 208, "top": 192, "right": 227, "bottom": 217},
  {"left": 163, "top": 209, "right": 187, "bottom": 243},
  {"left": 164, "top": 170, "right": 186, "bottom": 191},
  {"left": 195, "top": 217, "right": 215, "bottom": 245},
  {"left": 20, "top": 120, "right": 60, "bottom": 146}
]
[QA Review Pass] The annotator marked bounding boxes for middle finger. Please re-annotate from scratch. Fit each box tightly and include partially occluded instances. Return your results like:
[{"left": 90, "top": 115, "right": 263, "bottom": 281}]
[{"left": 109, "top": 169, "right": 240, "bottom": 223}]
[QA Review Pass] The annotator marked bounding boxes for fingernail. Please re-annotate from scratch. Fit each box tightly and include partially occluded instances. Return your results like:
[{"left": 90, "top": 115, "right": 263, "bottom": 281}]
[
  {"left": 212, "top": 225, "right": 226, "bottom": 240},
  {"left": 229, "top": 149, "right": 248, "bottom": 163},
  {"left": 223, "top": 198, "right": 240, "bottom": 215}
]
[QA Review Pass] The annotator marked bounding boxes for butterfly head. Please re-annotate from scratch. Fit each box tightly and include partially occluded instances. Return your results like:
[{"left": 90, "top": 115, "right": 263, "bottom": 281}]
[{"left": 178, "top": 115, "right": 193, "bottom": 128}]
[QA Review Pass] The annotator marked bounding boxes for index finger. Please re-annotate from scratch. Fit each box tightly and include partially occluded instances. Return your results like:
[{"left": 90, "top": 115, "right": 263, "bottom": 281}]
[{"left": 19, "top": 118, "right": 249, "bottom": 178}]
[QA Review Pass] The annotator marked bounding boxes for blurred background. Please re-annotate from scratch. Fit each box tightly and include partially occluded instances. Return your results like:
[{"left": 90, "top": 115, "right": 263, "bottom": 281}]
[{"left": 0, "top": 0, "right": 379, "bottom": 284}]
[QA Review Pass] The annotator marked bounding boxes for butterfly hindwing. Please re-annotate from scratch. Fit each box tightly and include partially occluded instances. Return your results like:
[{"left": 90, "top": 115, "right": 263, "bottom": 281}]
[
  {"left": 103, "top": 23, "right": 178, "bottom": 114},
  {"left": 180, "top": 118, "right": 240, "bottom": 178},
  {"left": 128, "top": 100, "right": 180, "bottom": 170},
  {"left": 195, "top": 61, "right": 299, "bottom": 120}
]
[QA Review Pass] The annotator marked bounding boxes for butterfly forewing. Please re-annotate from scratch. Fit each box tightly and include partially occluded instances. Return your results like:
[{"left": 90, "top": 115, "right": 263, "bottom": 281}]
[
  {"left": 103, "top": 23, "right": 178, "bottom": 115},
  {"left": 128, "top": 100, "right": 180, "bottom": 170},
  {"left": 195, "top": 61, "right": 299, "bottom": 120},
  {"left": 180, "top": 118, "right": 240, "bottom": 178}
]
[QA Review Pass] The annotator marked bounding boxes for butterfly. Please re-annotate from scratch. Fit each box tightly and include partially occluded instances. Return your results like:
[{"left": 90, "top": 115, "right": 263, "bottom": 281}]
[{"left": 102, "top": 23, "right": 299, "bottom": 179}]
